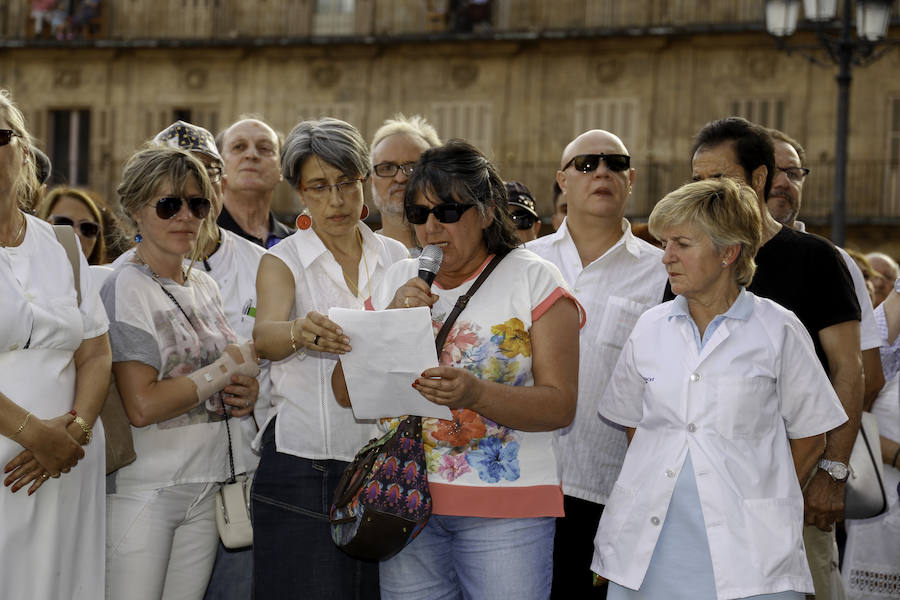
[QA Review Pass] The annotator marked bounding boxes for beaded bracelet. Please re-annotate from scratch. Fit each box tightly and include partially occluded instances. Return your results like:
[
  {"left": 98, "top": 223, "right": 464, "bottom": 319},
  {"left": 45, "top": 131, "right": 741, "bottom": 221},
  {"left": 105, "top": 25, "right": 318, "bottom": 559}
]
[
  {"left": 9, "top": 412, "right": 32, "bottom": 440},
  {"left": 289, "top": 318, "right": 307, "bottom": 359}
]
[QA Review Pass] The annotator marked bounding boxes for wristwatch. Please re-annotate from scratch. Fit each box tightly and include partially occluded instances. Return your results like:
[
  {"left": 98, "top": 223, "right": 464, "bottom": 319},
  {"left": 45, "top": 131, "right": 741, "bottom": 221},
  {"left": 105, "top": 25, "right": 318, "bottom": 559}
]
[{"left": 817, "top": 458, "right": 849, "bottom": 483}]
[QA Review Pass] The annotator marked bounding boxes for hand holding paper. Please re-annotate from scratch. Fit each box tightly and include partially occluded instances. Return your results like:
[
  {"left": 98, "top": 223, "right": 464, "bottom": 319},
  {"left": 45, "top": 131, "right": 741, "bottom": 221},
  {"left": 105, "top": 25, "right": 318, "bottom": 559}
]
[{"left": 329, "top": 306, "right": 453, "bottom": 421}]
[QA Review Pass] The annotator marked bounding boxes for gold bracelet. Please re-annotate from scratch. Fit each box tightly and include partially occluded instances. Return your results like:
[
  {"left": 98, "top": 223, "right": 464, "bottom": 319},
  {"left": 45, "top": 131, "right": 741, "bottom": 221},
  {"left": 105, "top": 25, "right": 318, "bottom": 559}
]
[
  {"left": 9, "top": 412, "right": 32, "bottom": 440},
  {"left": 73, "top": 416, "right": 92, "bottom": 445},
  {"left": 289, "top": 318, "right": 307, "bottom": 359}
]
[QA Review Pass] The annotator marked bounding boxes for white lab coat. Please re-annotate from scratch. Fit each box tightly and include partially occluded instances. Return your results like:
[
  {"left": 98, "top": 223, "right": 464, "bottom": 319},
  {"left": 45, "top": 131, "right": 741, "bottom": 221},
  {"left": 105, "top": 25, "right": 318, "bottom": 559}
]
[{"left": 592, "top": 290, "right": 848, "bottom": 599}]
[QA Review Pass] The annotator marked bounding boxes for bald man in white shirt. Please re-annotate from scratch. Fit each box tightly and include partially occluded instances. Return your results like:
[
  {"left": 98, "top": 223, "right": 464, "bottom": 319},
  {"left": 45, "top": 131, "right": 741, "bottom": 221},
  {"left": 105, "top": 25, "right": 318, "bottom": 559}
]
[{"left": 527, "top": 130, "right": 667, "bottom": 598}]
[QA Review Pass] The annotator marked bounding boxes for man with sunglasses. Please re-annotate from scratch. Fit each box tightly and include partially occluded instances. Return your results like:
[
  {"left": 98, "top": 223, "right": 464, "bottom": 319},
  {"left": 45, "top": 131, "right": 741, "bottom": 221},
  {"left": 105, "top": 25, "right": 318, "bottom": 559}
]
[
  {"left": 526, "top": 129, "right": 667, "bottom": 599},
  {"left": 217, "top": 118, "right": 292, "bottom": 249},
  {"left": 505, "top": 180, "right": 541, "bottom": 243},
  {"left": 688, "top": 117, "right": 863, "bottom": 600},
  {"left": 370, "top": 114, "right": 441, "bottom": 253}
]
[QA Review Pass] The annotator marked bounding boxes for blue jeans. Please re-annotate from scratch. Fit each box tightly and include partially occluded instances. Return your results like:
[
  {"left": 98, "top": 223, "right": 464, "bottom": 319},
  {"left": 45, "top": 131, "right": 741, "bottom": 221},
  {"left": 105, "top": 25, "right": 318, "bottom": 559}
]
[
  {"left": 250, "top": 420, "right": 379, "bottom": 599},
  {"left": 379, "top": 514, "right": 555, "bottom": 600},
  {"left": 203, "top": 541, "right": 252, "bottom": 600}
]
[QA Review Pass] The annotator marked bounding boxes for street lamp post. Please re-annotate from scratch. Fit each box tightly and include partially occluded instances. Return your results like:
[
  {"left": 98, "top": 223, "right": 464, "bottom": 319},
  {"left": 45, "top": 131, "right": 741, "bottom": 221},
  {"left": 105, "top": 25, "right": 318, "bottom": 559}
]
[{"left": 765, "top": 0, "right": 894, "bottom": 247}]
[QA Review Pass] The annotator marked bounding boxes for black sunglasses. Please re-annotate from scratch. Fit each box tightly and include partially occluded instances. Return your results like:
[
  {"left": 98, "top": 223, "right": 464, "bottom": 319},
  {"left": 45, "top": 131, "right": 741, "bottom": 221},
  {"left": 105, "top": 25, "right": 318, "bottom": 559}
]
[
  {"left": 510, "top": 211, "right": 537, "bottom": 230},
  {"left": 563, "top": 153, "right": 631, "bottom": 173},
  {"left": 405, "top": 202, "right": 475, "bottom": 225},
  {"left": 155, "top": 196, "right": 211, "bottom": 220},
  {"left": 0, "top": 129, "right": 20, "bottom": 147},
  {"left": 49, "top": 215, "right": 100, "bottom": 238}
]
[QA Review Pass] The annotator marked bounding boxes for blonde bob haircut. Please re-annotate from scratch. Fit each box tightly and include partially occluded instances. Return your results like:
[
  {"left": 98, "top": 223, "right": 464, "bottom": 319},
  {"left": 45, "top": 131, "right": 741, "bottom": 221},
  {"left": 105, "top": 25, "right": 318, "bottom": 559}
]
[
  {"left": 116, "top": 145, "right": 215, "bottom": 266},
  {"left": 0, "top": 89, "right": 39, "bottom": 210},
  {"left": 649, "top": 178, "right": 762, "bottom": 287}
]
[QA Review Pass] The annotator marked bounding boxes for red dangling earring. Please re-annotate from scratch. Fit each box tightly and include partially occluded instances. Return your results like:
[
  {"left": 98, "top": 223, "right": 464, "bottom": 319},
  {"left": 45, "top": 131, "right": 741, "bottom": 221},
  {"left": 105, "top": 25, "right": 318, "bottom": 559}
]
[
  {"left": 360, "top": 204, "right": 369, "bottom": 221},
  {"left": 295, "top": 210, "right": 311, "bottom": 230}
]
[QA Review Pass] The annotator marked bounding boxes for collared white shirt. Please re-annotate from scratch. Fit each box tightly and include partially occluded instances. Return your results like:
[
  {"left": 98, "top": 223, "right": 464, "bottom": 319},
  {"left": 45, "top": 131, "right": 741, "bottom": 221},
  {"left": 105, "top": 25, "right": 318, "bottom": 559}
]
[
  {"left": 794, "top": 221, "right": 879, "bottom": 350},
  {"left": 592, "top": 289, "right": 847, "bottom": 599},
  {"left": 526, "top": 218, "right": 667, "bottom": 503},
  {"left": 261, "top": 223, "right": 408, "bottom": 461}
]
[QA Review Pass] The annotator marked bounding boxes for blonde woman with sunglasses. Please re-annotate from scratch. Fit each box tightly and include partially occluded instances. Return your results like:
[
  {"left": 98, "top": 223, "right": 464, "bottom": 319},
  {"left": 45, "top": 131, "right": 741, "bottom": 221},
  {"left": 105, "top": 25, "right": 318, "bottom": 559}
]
[
  {"left": 101, "top": 146, "right": 260, "bottom": 600},
  {"left": 39, "top": 186, "right": 107, "bottom": 265},
  {"left": 0, "top": 89, "right": 111, "bottom": 599}
]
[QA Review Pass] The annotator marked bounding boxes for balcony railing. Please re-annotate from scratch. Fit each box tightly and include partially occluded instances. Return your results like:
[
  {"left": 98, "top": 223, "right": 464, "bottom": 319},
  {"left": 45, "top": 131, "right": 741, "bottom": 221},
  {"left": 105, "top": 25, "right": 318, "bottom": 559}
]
[{"left": 621, "top": 159, "right": 900, "bottom": 223}]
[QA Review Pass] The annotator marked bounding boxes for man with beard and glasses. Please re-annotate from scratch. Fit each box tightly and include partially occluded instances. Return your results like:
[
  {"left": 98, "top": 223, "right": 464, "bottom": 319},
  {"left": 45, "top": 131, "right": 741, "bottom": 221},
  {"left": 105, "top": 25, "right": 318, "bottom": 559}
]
[
  {"left": 767, "top": 128, "right": 883, "bottom": 413},
  {"left": 369, "top": 114, "right": 441, "bottom": 254}
]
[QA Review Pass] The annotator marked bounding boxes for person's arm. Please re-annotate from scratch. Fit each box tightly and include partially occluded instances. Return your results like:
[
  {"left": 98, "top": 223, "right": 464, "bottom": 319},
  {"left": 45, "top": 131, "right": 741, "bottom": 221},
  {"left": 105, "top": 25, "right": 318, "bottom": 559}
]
[
  {"left": 883, "top": 288, "right": 900, "bottom": 344},
  {"left": 862, "top": 347, "right": 885, "bottom": 412},
  {"left": 332, "top": 360, "right": 350, "bottom": 408},
  {"left": 413, "top": 298, "right": 579, "bottom": 432},
  {"left": 1, "top": 392, "right": 83, "bottom": 487},
  {"left": 626, "top": 427, "right": 635, "bottom": 444},
  {"left": 881, "top": 436, "right": 900, "bottom": 469},
  {"left": 791, "top": 433, "right": 826, "bottom": 486},
  {"left": 253, "top": 254, "right": 349, "bottom": 361},
  {"left": 114, "top": 343, "right": 259, "bottom": 427},
  {"left": 4, "top": 333, "right": 112, "bottom": 493},
  {"left": 803, "top": 319, "right": 864, "bottom": 531}
]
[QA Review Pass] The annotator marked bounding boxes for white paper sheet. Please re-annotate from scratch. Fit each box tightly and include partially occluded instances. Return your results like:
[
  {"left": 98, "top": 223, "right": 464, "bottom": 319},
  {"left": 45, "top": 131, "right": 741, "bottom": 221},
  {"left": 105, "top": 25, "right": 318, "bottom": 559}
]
[{"left": 329, "top": 306, "right": 453, "bottom": 421}]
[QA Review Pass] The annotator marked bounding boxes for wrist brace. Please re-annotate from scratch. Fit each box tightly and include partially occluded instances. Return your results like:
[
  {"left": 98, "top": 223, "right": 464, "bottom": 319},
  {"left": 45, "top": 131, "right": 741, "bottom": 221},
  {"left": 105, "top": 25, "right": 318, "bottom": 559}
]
[{"left": 187, "top": 342, "right": 260, "bottom": 404}]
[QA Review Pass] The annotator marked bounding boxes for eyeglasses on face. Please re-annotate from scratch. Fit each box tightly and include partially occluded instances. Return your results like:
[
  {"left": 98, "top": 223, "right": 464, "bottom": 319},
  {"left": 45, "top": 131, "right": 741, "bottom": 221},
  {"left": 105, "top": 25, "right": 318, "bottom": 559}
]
[
  {"left": 510, "top": 211, "right": 537, "bottom": 230},
  {"left": 49, "top": 215, "right": 100, "bottom": 238},
  {"left": 300, "top": 178, "right": 364, "bottom": 201},
  {"left": 776, "top": 166, "right": 810, "bottom": 183},
  {"left": 0, "top": 129, "right": 21, "bottom": 147},
  {"left": 373, "top": 162, "right": 415, "bottom": 178},
  {"left": 563, "top": 153, "right": 631, "bottom": 174},
  {"left": 154, "top": 196, "right": 211, "bottom": 220},
  {"left": 405, "top": 202, "right": 476, "bottom": 225},
  {"left": 206, "top": 165, "right": 223, "bottom": 184}
]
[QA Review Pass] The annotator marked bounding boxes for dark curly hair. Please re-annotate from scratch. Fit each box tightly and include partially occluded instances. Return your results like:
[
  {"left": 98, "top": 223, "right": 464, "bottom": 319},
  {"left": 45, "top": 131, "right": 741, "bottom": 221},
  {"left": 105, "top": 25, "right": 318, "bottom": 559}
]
[{"left": 403, "top": 139, "right": 519, "bottom": 256}]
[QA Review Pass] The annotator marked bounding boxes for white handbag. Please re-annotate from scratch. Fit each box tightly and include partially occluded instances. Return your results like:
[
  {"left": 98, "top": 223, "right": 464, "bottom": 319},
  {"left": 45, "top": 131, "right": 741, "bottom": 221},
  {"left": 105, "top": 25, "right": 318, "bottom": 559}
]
[
  {"left": 216, "top": 475, "right": 253, "bottom": 549},
  {"left": 215, "top": 412, "right": 254, "bottom": 549},
  {"left": 844, "top": 411, "right": 889, "bottom": 520}
]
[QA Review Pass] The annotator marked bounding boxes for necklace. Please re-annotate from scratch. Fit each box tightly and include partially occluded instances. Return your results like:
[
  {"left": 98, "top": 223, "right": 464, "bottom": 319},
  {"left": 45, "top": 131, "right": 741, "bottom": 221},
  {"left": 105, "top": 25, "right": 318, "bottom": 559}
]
[
  {"left": 0, "top": 211, "right": 25, "bottom": 248},
  {"left": 343, "top": 227, "right": 372, "bottom": 301},
  {"left": 135, "top": 248, "right": 195, "bottom": 327}
]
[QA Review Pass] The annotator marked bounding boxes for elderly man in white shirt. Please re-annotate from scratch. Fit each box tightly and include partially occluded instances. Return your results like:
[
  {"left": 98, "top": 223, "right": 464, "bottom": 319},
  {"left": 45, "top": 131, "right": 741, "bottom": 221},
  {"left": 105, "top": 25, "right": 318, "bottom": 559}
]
[{"left": 527, "top": 129, "right": 667, "bottom": 598}]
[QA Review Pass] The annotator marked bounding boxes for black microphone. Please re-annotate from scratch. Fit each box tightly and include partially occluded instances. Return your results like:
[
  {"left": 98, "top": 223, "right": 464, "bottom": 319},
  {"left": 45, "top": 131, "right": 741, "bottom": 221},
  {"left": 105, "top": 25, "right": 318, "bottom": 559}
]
[{"left": 418, "top": 245, "right": 443, "bottom": 286}]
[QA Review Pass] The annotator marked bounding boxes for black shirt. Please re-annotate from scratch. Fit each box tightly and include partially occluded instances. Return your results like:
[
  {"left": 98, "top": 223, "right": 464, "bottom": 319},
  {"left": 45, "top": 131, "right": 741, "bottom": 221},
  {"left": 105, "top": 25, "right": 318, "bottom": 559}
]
[
  {"left": 218, "top": 204, "right": 294, "bottom": 249},
  {"left": 663, "top": 226, "right": 860, "bottom": 373}
]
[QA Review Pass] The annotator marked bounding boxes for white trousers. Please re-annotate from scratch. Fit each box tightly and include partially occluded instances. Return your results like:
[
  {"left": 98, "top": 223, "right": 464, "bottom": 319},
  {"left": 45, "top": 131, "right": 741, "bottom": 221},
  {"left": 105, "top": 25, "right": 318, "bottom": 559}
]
[{"left": 107, "top": 483, "right": 219, "bottom": 600}]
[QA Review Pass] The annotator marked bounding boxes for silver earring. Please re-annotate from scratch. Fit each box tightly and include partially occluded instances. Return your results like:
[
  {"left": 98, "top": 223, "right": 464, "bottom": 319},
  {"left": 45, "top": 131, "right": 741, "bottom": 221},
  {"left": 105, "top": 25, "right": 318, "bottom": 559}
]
[{"left": 721, "top": 260, "right": 728, "bottom": 267}]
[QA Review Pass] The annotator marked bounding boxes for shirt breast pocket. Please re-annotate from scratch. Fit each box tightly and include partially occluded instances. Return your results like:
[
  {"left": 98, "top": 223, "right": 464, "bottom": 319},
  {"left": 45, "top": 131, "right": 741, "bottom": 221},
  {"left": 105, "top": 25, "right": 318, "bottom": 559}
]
[{"left": 714, "top": 376, "right": 777, "bottom": 439}]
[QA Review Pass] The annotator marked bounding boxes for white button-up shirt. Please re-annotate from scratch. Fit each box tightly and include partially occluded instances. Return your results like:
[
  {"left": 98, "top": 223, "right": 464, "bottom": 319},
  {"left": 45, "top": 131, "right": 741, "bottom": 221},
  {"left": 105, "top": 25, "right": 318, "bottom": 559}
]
[
  {"left": 526, "top": 219, "right": 667, "bottom": 503},
  {"left": 592, "top": 290, "right": 847, "bottom": 599},
  {"left": 261, "top": 224, "right": 408, "bottom": 461}
]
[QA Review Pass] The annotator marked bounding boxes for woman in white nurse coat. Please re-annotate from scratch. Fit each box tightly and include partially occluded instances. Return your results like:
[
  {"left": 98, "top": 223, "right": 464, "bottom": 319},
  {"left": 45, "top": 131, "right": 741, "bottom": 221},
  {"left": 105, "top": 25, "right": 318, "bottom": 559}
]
[{"left": 591, "top": 178, "right": 848, "bottom": 600}]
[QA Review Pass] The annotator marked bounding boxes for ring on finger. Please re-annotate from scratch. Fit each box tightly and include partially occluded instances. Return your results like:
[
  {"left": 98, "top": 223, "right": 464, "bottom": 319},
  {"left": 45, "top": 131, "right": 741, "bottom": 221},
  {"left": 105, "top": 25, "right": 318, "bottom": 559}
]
[
  {"left": 313, "top": 334, "right": 321, "bottom": 346},
  {"left": 245, "top": 399, "right": 250, "bottom": 408},
  {"left": 404, "top": 297, "right": 410, "bottom": 308},
  {"left": 41, "top": 473, "right": 48, "bottom": 480}
]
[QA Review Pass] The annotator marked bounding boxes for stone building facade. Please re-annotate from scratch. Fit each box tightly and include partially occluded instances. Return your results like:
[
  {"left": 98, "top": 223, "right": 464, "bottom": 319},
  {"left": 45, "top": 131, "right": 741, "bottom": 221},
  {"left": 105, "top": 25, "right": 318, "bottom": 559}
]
[{"left": 1, "top": 0, "right": 898, "bottom": 252}]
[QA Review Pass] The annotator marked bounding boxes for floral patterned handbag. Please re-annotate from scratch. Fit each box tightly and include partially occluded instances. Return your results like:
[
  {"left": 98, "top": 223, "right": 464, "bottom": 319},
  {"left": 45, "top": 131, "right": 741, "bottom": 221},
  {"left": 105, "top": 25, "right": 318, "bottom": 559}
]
[{"left": 329, "top": 253, "right": 504, "bottom": 561}]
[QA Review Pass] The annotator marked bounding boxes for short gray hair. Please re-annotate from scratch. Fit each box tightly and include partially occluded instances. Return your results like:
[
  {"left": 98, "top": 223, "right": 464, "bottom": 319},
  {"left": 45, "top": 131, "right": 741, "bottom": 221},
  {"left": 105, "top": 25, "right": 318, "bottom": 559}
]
[
  {"left": 371, "top": 113, "right": 441, "bottom": 155},
  {"left": 281, "top": 118, "right": 369, "bottom": 188}
]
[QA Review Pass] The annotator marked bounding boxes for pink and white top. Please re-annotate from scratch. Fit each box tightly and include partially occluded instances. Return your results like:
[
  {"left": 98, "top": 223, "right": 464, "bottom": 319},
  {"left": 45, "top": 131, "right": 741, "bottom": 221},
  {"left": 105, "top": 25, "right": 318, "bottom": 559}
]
[{"left": 372, "top": 247, "right": 583, "bottom": 519}]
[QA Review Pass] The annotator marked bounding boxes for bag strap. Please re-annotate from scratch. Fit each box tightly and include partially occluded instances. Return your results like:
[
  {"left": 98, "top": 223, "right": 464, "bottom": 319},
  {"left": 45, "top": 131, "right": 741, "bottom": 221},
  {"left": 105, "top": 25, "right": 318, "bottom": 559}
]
[
  {"left": 433, "top": 253, "right": 505, "bottom": 353},
  {"left": 53, "top": 224, "right": 82, "bottom": 306}
]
